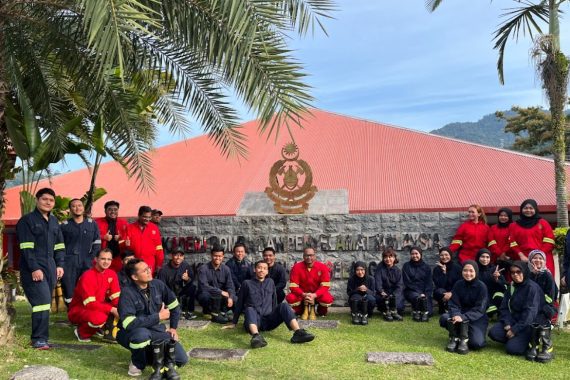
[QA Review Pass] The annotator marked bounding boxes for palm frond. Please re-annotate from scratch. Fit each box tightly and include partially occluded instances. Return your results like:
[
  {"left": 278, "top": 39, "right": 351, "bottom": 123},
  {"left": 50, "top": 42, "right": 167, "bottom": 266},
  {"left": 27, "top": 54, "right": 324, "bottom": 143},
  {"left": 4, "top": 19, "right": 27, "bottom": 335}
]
[
  {"left": 425, "top": 0, "right": 444, "bottom": 12},
  {"left": 493, "top": 1, "right": 549, "bottom": 84}
]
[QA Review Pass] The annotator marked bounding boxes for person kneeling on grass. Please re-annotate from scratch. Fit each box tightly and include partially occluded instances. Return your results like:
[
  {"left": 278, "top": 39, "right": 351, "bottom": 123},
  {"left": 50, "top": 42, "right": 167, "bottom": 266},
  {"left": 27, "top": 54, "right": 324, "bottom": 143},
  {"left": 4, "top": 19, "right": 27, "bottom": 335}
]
[
  {"left": 68, "top": 248, "right": 121, "bottom": 343},
  {"left": 224, "top": 260, "right": 315, "bottom": 348},
  {"left": 117, "top": 258, "right": 188, "bottom": 379},
  {"left": 488, "top": 261, "right": 543, "bottom": 359},
  {"left": 440, "top": 260, "right": 488, "bottom": 355}
]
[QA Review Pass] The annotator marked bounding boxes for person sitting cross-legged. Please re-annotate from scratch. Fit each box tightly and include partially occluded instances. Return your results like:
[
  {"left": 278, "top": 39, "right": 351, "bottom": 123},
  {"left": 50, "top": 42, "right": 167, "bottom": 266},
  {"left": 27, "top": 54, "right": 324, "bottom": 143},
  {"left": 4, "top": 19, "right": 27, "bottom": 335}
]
[{"left": 223, "top": 260, "right": 315, "bottom": 348}]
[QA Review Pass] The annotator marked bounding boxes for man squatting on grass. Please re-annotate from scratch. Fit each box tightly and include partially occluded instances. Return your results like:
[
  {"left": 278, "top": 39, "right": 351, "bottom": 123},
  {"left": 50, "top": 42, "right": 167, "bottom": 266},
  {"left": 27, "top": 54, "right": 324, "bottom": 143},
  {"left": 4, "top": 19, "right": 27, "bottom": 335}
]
[
  {"left": 118, "top": 258, "right": 188, "bottom": 379},
  {"left": 224, "top": 260, "right": 315, "bottom": 348}
]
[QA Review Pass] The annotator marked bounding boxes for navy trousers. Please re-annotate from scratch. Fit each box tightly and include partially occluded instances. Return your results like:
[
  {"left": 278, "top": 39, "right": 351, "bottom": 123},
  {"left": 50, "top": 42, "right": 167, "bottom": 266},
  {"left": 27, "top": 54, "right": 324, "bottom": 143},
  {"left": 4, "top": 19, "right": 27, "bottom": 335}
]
[
  {"left": 243, "top": 303, "right": 296, "bottom": 333},
  {"left": 488, "top": 321, "right": 532, "bottom": 355},
  {"left": 21, "top": 268, "right": 56, "bottom": 344},
  {"left": 439, "top": 313, "right": 488, "bottom": 349}
]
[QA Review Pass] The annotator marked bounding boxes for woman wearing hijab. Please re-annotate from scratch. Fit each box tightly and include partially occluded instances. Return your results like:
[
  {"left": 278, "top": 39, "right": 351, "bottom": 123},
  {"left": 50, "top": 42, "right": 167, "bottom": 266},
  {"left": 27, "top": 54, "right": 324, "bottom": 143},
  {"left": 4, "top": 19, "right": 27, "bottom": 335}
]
[
  {"left": 526, "top": 249, "right": 557, "bottom": 363},
  {"left": 440, "top": 260, "right": 488, "bottom": 355},
  {"left": 433, "top": 247, "right": 462, "bottom": 314},
  {"left": 488, "top": 261, "right": 544, "bottom": 357},
  {"left": 346, "top": 261, "right": 376, "bottom": 325},
  {"left": 375, "top": 248, "right": 404, "bottom": 321},
  {"left": 476, "top": 248, "right": 506, "bottom": 318},
  {"left": 403, "top": 246, "right": 433, "bottom": 322},
  {"left": 449, "top": 204, "right": 490, "bottom": 263},
  {"left": 488, "top": 207, "right": 514, "bottom": 266},
  {"left": 508, "top": 199, "right": 555, "bottom": 275}
]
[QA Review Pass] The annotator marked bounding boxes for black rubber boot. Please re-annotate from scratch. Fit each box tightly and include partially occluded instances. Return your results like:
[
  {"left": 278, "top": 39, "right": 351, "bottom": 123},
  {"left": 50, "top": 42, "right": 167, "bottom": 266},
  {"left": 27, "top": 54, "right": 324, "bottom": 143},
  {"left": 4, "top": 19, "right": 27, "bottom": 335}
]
[
  {"left": 350, "top": 299, "right": 360, "bottom": 325},
  {"left": 536, "top": 325, "right": 554, "bottom": 363},
  {"left": 211, "top": 297, "right": 228, "bottom": 324},
  {"left": 389, "top": 296, "right": 403, "bottom": 321},
  {"left": 163, "top": 339, "right": 181, "bottom": 380},
  {"left": 446, "top": 319, "right": 458, "bottom": 352},
  {"left": 149, "top": 341, "right": 165, "bottom": 380},
  {"left": 456, "top": 321, "right": 469, "bottom": 355},
  {"left": 383, "top": 298, "right": 393, "bottom": 322},
  {"left": 526, "top": 324, "right": 540, "bottom": 361},
  {"left": 360, "top": 300, "right": 369, "bottom": 325},
  {"left": 412, "top": 298, "right": 422, "bottom": 322},
  {"left": 420, "top": 297, "right": 429, "bottom": 322}
]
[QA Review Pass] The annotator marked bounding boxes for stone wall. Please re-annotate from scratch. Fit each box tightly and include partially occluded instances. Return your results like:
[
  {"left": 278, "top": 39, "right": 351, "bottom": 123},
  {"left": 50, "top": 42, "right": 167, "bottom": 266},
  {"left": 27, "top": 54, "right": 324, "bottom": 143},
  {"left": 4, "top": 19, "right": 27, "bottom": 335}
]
[{"left": 159, "top": 212, "right": 467, "bottom": 305}]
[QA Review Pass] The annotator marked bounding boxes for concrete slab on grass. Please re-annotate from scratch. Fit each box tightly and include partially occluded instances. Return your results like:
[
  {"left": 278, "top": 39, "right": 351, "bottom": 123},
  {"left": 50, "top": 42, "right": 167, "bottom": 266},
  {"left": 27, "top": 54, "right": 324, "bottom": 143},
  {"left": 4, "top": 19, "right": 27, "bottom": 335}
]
[
  {"left": 165, "top": 320, "right": 211, "bottom": 330},
  {"left": 10, "top": 365, "right": 69, "bottom": 380},
  {"left": 366, "top": 352, "right": 434, "bottom": 366},
  {"left": 298, "top": 320, "right": 340, "bottom": 329},
  {"left": 50, "top": 343, "right": 102, "bottom": 351},
  {"left": 188, "top": 348, "right": 248, "bottom": 361}
]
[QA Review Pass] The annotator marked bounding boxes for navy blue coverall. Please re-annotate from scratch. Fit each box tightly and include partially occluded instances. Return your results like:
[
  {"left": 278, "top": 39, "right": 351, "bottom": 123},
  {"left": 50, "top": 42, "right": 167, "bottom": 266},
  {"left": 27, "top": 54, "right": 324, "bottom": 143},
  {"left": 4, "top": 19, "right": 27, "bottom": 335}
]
[
  {"left": 439, "top": 279, "right": 489, "bottom": 349},
  {"left": 374, "top": 263, "right": 404, "bottom": 313},
  {"left": 60, "top": 217, "right": 101, "bottom": 302},
  {"left": 225, "top": 257, "right": 253, "bottom": 291},
  {"left": 16, "top": 208, "right": 65, "bottom": 344},
  {"left": 268, "top": 263, "right": 287, "bottom": 304},
  {"left": 197, "top": 263, "right": 236, "bottom": 312},
  {"left": 232, "top": 277, "right": 296, "bottom": 332},
  {"left": 157, "top": 261, "right": 196, "bottom": 313},
  {"left": 117, "top": 279, "right": 188, "bottom": 370},
  {"left": 402, "top": 260, "right": 434, "bottom": 314}
]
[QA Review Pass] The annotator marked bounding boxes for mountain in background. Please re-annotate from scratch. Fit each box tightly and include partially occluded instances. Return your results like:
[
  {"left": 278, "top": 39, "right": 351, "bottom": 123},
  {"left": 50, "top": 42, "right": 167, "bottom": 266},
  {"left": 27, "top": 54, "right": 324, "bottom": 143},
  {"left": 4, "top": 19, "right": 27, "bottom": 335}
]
[{"left": 431, "top": 112, "right": 516, "bottom": 149}]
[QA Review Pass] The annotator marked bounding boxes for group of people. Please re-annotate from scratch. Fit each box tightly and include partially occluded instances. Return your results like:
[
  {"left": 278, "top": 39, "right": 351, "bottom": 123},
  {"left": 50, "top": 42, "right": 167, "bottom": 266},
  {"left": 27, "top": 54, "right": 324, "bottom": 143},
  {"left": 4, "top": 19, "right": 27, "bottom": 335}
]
[
  {"left": 16, "top": 189, "right": 321, "bottom": 378},
  {"left": 16, "top": 189, "right": 564, "bottom": 377},
  {"left": 345, "top": 201, "right": 559, "bottom": 363}
]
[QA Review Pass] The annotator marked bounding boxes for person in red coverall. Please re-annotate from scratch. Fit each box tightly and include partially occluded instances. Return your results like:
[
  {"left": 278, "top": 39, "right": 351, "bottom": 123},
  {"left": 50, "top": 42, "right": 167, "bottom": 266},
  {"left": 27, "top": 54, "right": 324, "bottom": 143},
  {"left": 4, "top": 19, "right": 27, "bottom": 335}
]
[
  {"left": 96, "top": 200, "right": 129, "bottom": 272},
  {"left": 487, "top": 208, "right": 515, "bottom": 281},
  {"left": 68, "top": 248, "right": 120, "bottom": 342},
  {"left": 126, "top": 206, "right": 164, "bottom": 275},
  {"left": 286, "top": 247, "right": 334, "bottom": 318},
  {"left": 508, "top": 199, "right": 555, "bottom": 276},
  {"left": 449, "top": 205, "right": 490, "bottom": 263}
]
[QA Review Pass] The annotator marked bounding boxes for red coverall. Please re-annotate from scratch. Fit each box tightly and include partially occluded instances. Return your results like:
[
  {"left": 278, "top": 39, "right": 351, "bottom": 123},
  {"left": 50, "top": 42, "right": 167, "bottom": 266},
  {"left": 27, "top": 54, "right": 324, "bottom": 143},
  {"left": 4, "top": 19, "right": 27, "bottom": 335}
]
[
  {"left": 286, "top": 261, "right": 334, "bottom": 316},
  {"left": 96, "top": 217, "right": 129, "bottom": 272},
  {"left": 487, "top": 224, "right": 512, "bottom": 262},
  {"left": 68, "top": 267, "right": 120, "bottom": 338},
  {"left": 125, "top": 222, "right": 164, "bottom": 274},
  {"left": 449, "top": 220, "right": 489, "bottom": 263},
  {"left": 508, "top": 220, "right": 556, "bottom": 276}
]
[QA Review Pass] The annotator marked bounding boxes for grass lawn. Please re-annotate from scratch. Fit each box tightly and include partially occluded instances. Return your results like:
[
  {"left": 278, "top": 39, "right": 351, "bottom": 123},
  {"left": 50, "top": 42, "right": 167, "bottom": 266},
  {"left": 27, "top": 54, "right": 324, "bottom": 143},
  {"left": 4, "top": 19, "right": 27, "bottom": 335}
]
[{"left": 1, "top": 301, "right": 569, "bottom": 379}]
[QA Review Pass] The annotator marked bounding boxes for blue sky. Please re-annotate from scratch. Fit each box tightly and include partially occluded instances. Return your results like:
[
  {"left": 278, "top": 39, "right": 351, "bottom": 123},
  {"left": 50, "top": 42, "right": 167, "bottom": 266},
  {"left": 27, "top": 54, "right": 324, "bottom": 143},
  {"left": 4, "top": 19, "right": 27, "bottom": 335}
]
[{"left": 57, "top": 1, "right": 570, "bottom": 172}]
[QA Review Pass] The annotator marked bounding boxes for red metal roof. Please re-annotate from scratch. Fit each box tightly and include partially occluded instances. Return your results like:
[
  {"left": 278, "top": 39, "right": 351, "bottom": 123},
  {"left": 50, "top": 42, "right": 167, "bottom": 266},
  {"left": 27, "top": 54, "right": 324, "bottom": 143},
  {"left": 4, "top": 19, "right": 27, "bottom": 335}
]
[{"left": 3, "top": 109, "right": 569, "bottom": 221}]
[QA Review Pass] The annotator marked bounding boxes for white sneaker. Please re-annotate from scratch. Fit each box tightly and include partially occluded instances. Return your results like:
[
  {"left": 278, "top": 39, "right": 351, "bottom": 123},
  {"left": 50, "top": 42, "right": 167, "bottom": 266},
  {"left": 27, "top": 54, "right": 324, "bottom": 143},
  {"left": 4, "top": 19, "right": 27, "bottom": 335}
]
[
  {"left": 74, "top": 328, "right": 91, "bottom": 343},
  {"left": 128, "top": 361, "right": 142, "bottom": 377}
]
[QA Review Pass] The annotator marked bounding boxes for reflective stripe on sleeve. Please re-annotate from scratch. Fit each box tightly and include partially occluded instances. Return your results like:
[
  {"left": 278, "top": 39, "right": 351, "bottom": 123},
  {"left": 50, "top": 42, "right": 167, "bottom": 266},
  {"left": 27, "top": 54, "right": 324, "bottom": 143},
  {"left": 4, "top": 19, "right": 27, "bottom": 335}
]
[
  {"left": 167, "top": 299, "right": 179, "bottom": 310},
  {"left": 289, "top": 283, "right": 299, "bottom": 288},
  {"left": 92, "top": 239, "right": 102, "bottom": 245},
  {"left": 543, "top": 237, "right": 555, "bottom": 245},
  {"left": 109, "top": 292, "right": 121, "bottom": 300},
  {"left": 510, "top": 242, "right": 518, "bottom": 248},
  {"left": 83, "top": 297, "right": 96, "bottom": 306},
  {"left": 20, "top": 242, "right": 35, "bottom": 249},
  {"left": 488, "top": 240, "right": 497, "bottom": 247},
  {"left": 545, "top": 294, "right": 553, "bottom": 303},
  {"left": 122, "top": 316, "right": 136, "bottom": 329},
  {"left": 156, "top": 245, "right": 163, "bottom": 250},
  {"left": 320, "top": 282, "right": 331, "bottom": 287},
  {"left": 54, "top": 243, "right": 65, "bottom": 250},
  {"left": 451, "top": 240, "right": 462, "bottom": 245}
]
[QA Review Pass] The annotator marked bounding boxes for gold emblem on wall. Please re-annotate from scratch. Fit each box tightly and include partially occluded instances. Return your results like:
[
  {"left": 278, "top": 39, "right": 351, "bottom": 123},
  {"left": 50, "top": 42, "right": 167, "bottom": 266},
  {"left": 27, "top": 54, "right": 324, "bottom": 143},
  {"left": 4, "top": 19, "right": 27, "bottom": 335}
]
[{"left": 265, "top": 142, "right": 317, "bottom": 214}]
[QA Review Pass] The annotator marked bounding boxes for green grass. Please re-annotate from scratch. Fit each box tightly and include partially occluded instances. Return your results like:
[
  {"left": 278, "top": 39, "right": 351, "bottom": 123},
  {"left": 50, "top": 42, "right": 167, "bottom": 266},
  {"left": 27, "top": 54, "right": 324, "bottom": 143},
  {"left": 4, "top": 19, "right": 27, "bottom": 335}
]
[{"left": 1, "top": 302, "right": 569, "bottom": 379}]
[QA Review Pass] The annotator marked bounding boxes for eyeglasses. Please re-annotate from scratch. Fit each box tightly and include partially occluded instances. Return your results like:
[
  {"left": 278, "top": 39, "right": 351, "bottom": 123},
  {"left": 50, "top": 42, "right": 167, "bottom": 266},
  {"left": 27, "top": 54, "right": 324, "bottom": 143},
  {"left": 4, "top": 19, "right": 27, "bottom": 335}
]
[
  {"left": 138, "top": 266, "right": 151, "bottom": 274},
  {"left": 510, "top": 270, "right": 522, "bottom": 275}
]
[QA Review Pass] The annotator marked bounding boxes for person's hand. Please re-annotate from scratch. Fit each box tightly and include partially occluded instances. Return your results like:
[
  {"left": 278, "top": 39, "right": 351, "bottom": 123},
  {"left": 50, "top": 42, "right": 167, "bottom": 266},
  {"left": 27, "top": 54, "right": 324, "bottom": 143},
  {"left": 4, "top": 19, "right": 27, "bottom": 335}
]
[
  {"left": 498, "top": 253, "right": 508, "bottom": 261},
  {"left": 125, "top": 237, "right": 130, "bottom": 247},
  {"left": 504, "top": 325, "right": 511, "bottom": 331},
  {"left": 443, "top": 292, "right": 452, "bottom": 301},
  {"left": 493, "top": 267, "right": 504, "bottom": 280},
  {"left": 305, "top": 293, "right": 316, "bottom": 303},
  {"left": 56, "top": 267, "right": 64, "bottom": 280},
  {"left": 437, "top": 262, "right": 446, "bottom": 273},
  {"left": 168, "top": 328, "right": 179, "bottom": 341},
  {"left": 506, "top": 329, "right": 515, "bottom": 339},
  {"left": 104, "top": 231, "right": 113, "bottom": 242},
  {"left": 380, "top": 291, "right": 387, "bottom": 297},
  {"left": 31, "top": 269, "right": 44, "bottom": 282},
  {"left": 357, "top": 285, "right": 367, "bottom": 292},
  {"left": 114, "top": 234, "right": 120, "bottom": 241},
  {"left": 518, "top": 253, "right": 528, "bottom": 262},
  {"left": 451, "top": 315, "right": 463, "bottom": 323},
  {"left": 561, "top": 276, "right": 567, "bottom": 288},
  {"left": 158, "top": 303, "right": 170, "bottom": 320},
  {"left": 222, "top": 324, "right": 236, "bottom": 330},
  {"left": 227, "top": 297, "right": 234, "bottom": 308},
  {"left": 182, "top": 270, "right": 190, "bottom": 282},
  {"left": 110, "top": 307, "right": 119, "bottom": 319},
  {"left": 221, "top": 291, "right": 229, "bottom": 298}
]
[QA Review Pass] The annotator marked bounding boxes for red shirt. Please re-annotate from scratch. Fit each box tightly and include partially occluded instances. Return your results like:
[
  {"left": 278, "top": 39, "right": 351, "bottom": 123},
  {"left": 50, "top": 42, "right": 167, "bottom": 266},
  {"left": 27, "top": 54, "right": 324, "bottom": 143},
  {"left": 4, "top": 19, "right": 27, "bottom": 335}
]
[
  {"left": 95, "top": 217, "right": 129, "bottom": 249},
  {"left": 126, "top": 222, "right": 164, "bottom": 274},
  {"left": 289, "top": 261, "right": 331, "bottom": 297},
  {"left": 449, "top": 220, "right": 489, "bottom": 263},
  {"left": 68, "top": 266, "right": 120, "bottom": 313},
  {"left": 487, "top": 224, "right": 512, "bottom": 262}
]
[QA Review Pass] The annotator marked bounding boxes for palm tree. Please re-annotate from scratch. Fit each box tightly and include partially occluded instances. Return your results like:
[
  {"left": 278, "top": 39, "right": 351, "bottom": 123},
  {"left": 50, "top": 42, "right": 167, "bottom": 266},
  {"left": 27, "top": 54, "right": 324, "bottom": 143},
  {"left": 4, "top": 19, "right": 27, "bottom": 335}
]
[
  {"left": 427, "top": 0, "right": 569, "bottom": 227},
  {"left": 0, "top": 0, "right": 335, "bottom": 343}
]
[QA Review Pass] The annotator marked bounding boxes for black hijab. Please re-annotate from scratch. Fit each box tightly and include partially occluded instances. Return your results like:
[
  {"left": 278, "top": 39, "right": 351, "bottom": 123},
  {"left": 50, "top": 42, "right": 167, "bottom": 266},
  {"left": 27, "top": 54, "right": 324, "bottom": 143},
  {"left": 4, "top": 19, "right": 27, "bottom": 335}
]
[
  {"left": 516, "top": 199, "right": 540, "bottom": 229},
  {"left": 510, "top": 260, "right": 529, "bottom": 287},
  {"left": 352, "top": 261, "right": 368, "bottom": 287},
  {"left": 476, "top": 248, "right": 492, "bottom": 271},
  {"left": 462, "top": 260, "right": 479, "bottom": 283},
  {"left": 497, "top": 207, "right": 513, "bottom": 228}
]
